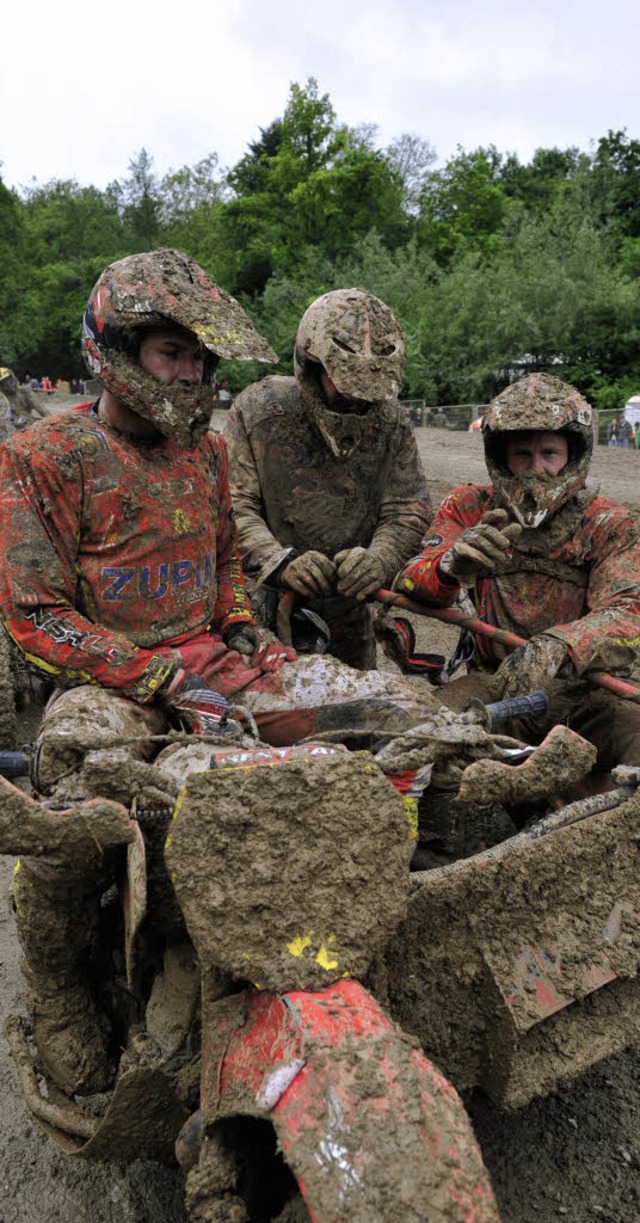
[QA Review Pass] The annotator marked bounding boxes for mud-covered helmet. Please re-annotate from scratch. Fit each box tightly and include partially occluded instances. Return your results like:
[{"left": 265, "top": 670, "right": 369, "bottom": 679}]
[
  {"left": 293, "top": 289, "right": 405, "bottom": 458},
  {"left": 294, "top": 288, "right": 405, "bottom": 402},
  {"left": 483, "top": 373, "right": 594, "bottom": 527},
  {"left": 82, "top": 249, "right": 277, "bottom": 447},
  {"left": 0, "top": 367, "right": 19, "bottom": 396}
]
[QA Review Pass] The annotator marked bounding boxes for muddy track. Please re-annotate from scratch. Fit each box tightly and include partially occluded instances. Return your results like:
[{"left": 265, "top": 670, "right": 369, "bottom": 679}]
[{"left": 1, "top": 421, "right": 639, "bottom": 1222}]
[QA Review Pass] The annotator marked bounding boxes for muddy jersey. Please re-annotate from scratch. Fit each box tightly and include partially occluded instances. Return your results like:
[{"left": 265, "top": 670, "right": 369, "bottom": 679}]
[
  {"left": 0, "top": 405, "right": 253, "bottom": 700},
  {"left": 224, "top": 376, "right": 431, "bottom": 585},
  {"left": 399, "top": 483, "right": 640, "bottom": 676}
]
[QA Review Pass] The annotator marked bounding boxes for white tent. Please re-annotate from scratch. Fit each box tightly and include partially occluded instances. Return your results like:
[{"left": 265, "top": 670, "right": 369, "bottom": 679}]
[{"left": 624, "top": 394, "right": 640, "bottom": 425}]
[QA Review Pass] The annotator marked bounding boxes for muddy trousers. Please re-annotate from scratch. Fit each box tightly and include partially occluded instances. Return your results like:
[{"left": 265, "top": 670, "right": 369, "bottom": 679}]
[{"left": 13, "top": 850, "right": 115, "bottom": 1095}]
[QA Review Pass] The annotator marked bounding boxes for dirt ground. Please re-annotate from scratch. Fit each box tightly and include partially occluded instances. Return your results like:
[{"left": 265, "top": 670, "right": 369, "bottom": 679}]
[{"left": 1, "top": 416, "right": 640, "bottom": 1222}]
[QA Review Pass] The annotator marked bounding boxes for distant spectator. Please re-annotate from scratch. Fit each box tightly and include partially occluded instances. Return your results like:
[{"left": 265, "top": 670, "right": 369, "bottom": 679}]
[
  {"left": 217, "top": 378, "right": 233, "bottom": 406},
  {"left": 617, "top": 416, "right": 633, "bottom": 449},
  {"left": 0, "top": 367, "right": 48, "bottom": 431},
  {"left": 41, "top": 375, "right": 53, "bottom": 394},
  {"left": 30, "top": 377, "right": 41, "bottom": 390}
]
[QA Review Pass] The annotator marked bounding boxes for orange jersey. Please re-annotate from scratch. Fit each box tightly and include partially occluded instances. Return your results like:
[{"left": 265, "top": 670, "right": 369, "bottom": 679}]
[
  {"left": 0, "top": 405, "right": 253, "bottom": 700},
  {"left": 400, "top": 483, "right": 640, "bottom": 676}
]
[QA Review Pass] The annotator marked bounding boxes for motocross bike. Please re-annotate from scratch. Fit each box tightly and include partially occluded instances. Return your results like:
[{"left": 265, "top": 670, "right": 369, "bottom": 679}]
[
  {"left": 4, "top": 676, "right": 638, "bottom": 1220},
  {"left": 2, "top": 726, "right": 504, "bottom": 1223}
]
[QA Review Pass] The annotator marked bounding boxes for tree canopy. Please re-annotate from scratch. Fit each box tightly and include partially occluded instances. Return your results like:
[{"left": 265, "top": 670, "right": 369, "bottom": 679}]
[{"left": 1, "top": 78, "right": 639, "bottom": 408}]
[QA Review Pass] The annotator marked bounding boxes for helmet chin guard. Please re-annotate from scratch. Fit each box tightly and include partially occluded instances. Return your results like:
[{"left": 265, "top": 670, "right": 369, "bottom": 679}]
[
  {"left": 483, "top": 374, "right": 595, "bottom": 527},
  {"left": 82, "top": 248, "right": 276, "bottom": 446}
]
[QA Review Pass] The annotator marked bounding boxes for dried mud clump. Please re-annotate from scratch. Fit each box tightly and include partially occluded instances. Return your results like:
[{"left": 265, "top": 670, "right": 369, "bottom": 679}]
[{"left": 166, "top": 752, "right": 412, "bottom": 992}]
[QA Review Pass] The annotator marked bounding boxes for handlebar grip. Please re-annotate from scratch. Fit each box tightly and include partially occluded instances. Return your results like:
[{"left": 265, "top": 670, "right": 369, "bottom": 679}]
[
  {"left": 0, "top": 751, "right": 31, "bottom": 778},
  {"left": 483, "top": 690, "right": 549, "bottom": 729}
]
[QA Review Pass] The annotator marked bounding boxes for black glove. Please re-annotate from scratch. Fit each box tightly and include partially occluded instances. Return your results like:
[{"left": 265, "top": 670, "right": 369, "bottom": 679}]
[
  {"left": 159, "top": 669, "right": 229, "bottom": 735},
  {"left": 222, "top": 624, "right": 260, "bottom": 657}
]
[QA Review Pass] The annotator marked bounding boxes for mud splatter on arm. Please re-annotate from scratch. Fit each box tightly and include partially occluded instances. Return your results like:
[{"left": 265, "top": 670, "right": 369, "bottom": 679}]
[
  {"left": 368, "top": 423, "right": 432, "bottom": 581},
  {"left": 224, "top": 401, "right": 287, "bottom": 579},
  {"left": 207, "top": 431, "right": 255, "bottom": 634},
  {"left": 395, "top": 485, "right": 492, "bottom": 603},
  {"left": 546, "top": 500, "right": 640, "bottom": 675}
]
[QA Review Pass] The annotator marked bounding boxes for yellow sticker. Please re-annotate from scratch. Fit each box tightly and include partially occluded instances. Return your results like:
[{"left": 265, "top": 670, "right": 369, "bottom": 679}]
[
  {"left": 402, "top": 796, "right": 419, "bottom": 842},
  {"left": 315, "top": 941, "right": 339, "bottom": 971},
  {"left": 287, "top": 934, "right": 312, "bottom": 958}
]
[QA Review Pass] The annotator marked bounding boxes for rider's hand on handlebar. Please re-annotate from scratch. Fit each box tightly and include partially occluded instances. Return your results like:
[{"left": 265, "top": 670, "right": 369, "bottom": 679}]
[
  {"left": 223, "top": 623, "right": 296, "bottom": 671},
  {"left": 492, "top": 635, "right": 571, "bottom": 701},
  {"left": 334, "top": 548, "right": 386, "bottom": 600},
  {"left": 280, "top": 551, "right": 336, "bottom": 598},
  {"left": 222, "top": 623, "right": 260, "bottom": 656},
  {"left": 438, "top": 510, "right": 522, "bottom": 584}
]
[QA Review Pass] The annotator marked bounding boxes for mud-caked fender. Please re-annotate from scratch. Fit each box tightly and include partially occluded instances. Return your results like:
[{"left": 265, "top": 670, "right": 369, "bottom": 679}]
[{"left": 200, "top": 978, "right": 499, "bottom": 1223}]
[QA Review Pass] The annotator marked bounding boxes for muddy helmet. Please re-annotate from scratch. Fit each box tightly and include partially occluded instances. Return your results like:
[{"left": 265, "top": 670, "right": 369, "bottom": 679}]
[
  {"left": 82, "top": 249, "right": 277, "bottom": 447},
  {"left": 294, "top": 289, "right": 405, "bottom": 403},
  {"left": 293, "top": 289, "right": 405, "bottom": 458},
  {"left": 483, "top": 373, "right": 594, "bottom": 527},
  {"left": 0, "top": 367, "right": 19, "bottom": 396}
]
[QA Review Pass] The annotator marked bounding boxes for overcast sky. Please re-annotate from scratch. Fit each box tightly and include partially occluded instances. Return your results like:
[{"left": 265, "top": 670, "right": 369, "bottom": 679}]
[{"left": 2, "top": 0, "right": 639, "bottom": 193}]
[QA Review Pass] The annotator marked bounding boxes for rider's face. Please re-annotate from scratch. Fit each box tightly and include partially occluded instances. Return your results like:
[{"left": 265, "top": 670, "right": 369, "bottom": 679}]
[
  {"left": 506, "top": 430, "right": 569, "bottom": 477},
  {"left": 139, "top": 327, "right": 205, "bottom": 387},
  {"left": 319, "top": 368, "right": 367, "bottom": 415}
]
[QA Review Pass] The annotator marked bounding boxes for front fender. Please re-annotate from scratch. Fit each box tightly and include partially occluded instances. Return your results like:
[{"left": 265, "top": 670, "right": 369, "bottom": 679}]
[{"left": 201, "top": 978, "right": 499, "bottom": 1223}]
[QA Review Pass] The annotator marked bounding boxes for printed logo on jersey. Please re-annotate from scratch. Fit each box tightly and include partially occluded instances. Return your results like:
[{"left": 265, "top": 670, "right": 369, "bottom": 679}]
[{"left": 101, "top": 554, "right": 213, "bottom": 600}]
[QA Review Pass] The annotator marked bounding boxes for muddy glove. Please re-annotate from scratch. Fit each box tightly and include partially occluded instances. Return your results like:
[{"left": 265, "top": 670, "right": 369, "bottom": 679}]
[
  {"left": 438, "top": 510, "right": 522, "bottom": 584},
  {"left": 159, "top": 669, "right": 229, "bottom": 735},
  {"left": 222, "top": 623, "right": 296, "bottom": 672},
  {"left": 492, "top": 635, "right": 571, "bottom": 700},
  {"left": 334, "top": 548, "right": 387, "bottom": 600},
  {"left": 280, "top": 551, "right": 336, "bottom": 598}
]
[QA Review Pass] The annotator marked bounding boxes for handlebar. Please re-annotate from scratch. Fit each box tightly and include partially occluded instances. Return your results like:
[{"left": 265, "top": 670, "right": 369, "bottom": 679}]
[{"left": 376, "top": 590, "right": 640, "bottom": 704}]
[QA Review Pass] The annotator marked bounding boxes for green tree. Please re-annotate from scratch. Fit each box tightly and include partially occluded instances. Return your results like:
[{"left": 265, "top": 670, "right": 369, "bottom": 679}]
[
  {"left": 412, "top": 197, "right": 639, "bottom": 404},
  {"left": 499, "top": 146, "right": 584, "bottom": 213},
  {"left": 418, "top": 146, "right": 511, "bottom": 263},
  {"left": 591, "top": 129, "right": 640, "bottom": 236},
  {"left": 159, "top": 153, "right": 229, "bottom": 268},
  {"left": 0, "top": 171, "right": 27, "bottom": 366},
  {"left": 118, "top": 148, "right": 161, "bottom": 248},
  {"left": 13, "top": 178, "right": 125, "bottom": 376},
  {"left": 385, "top": 132, "right": 437, "bottom": 214},
  {"left": 220, "top": 78, "right": 407, "bottom": 294}
]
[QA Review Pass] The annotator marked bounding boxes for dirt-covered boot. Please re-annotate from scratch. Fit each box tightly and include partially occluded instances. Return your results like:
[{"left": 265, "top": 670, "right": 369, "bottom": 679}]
[
  {"left": 13, "top": 854, "right": 115, "bottom": 1095},
  {"left": 26, "top": 971, "right": 114, "bottom": 1094}
]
